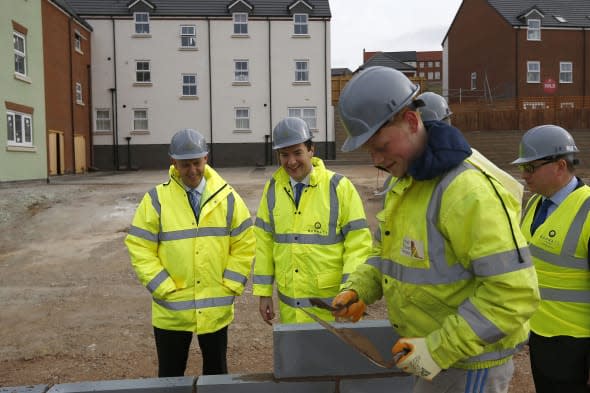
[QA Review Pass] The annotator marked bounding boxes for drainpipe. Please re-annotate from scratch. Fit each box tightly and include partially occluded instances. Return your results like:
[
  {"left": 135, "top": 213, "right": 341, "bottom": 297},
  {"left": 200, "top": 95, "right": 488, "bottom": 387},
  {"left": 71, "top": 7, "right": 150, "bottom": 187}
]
[
  {"left": 68, "top": 20, "right": 76, "bottom": 174},
  {"left": 268, "top": 18, "right": 273, "bottom": 165},
  {"left": 324, "top": 19, "right": 328, "bottom": 159},
  {"left": 87, "top": 63, "right": 94, "bottom": 170},
  {"left": 208, "top": 18, "right": 214, "bottom": 165},
  {"left": 112, "top": 18, "right": 119, "bottom": 170}
]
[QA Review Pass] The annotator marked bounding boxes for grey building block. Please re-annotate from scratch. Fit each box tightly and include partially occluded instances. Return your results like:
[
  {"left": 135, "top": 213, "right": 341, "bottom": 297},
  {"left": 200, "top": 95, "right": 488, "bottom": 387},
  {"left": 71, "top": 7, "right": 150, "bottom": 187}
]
[
  {"left": 340, "top": 375, "right": 414, "bottom": 393},
  {"left": 274, "top": 319, "right": 400, "bottom": 378},
  {"left": 0, "top": 386, "right": 48, "bottom": 393},
  {"left": 46, "top": 377, "right": 194, "bottom": 393},
  {"left": 197, "top": 373, "right": 335, "bottom": 393}
]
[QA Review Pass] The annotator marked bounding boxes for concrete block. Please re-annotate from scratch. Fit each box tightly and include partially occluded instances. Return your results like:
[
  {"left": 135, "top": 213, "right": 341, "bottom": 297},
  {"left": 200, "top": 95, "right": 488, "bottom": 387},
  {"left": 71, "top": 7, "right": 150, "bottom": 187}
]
[
  {"left": 0, "top": 386, "right": 48, "bottom": 393},
  {"left": 340, "top": 375, "right": 414, "bottom": 393},
  {"left": 197, "top": 373, "right": 335, "bottom": 393},
  {"left": 274, "top": 319, "right": 400, "bottom": 378},
  {"left": 46, "top": 377, "right": 193, "bottom": 393}
]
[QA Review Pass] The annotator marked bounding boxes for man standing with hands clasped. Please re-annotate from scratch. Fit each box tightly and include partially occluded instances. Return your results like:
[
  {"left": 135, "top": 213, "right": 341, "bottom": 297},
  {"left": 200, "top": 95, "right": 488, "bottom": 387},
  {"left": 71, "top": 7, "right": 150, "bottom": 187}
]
[{"left": 332, "top": 66, "right": 539, "bottom": 393}]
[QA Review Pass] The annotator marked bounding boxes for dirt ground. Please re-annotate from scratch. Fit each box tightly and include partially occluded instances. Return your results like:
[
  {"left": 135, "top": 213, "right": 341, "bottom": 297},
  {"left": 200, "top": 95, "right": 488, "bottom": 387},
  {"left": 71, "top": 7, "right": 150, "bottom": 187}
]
[{"left": 0, "top": 164, "right": 535, "bottom": 391}]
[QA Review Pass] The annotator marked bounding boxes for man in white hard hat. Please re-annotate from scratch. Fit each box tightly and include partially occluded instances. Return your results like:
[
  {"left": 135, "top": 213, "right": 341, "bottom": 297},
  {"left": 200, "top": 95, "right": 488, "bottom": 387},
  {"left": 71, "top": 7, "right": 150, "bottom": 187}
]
[
  {"left": 125, "top": 128, "right": 255, "bottom": 377},
  {"left": 252, "top": 117, "right": 372, "bottom": 324}
]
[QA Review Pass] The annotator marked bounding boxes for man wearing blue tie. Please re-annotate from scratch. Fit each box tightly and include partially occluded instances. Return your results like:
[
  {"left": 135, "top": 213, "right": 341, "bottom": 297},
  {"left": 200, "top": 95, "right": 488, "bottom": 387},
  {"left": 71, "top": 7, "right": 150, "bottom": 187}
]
[{"left": 512, "top": 124, "right": 590, "bottom": 393}]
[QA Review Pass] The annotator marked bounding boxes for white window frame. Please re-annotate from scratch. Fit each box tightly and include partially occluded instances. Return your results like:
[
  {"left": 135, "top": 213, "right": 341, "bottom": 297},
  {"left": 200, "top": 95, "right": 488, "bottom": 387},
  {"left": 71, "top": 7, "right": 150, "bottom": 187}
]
[
  {"left": 132, "top": 109, "right": 148, "bottom": 132},
  {"left": 180, "top": 25, "right": 196, "bottom": 48},
  {"left": 13, "top": 32, "right": 26, "bottom": 76},
  {"left": 419, "top": 62, "right": 424, "bottom": 68},
  {"left": 135, "top": 60, "right": 151, "bottom": 83},
  {"left": 295, "top": 60, "right": 309, "bottom": 82},
  {"left": 527, "top": 19, "right": 541, "bottom": 41},
  {"left": 435, "top": 61, "right": 440, "bottom": 67},
  {"left": 233, "top": 13, "right": 248, "bottom": 35},
  {"left": 427, "top": 72, "right": 433, "bottom": 80},
  {"left": 434, "top": 71, "right": 440, "bottom": 80},
  {"left": 527, "top": 61, "right": 541, "bottom": 83},
  {"left": 74, "top": 30, "right": 82, "bottom": 53},
  {"left": 75, "top": 82, "right": 83, "bottom": 104},
  {"left": 134, "top": 12, "right": 150, "bottom": 35},
  {"left": 234, "top": 107, "right": 250, "bottom": 130},
  {"left": 6, "top": 111, "right": 33, "bottom": 147},
  {"left": 293, "top": 14, "right": 308, "bottom": 35},
  {"left": 234, "top": 60, "right": 249, "bottom": 82},
  {"left": 559, "top": 61, "right": 573, "bottom": 83},
  {"left": 288, "top": 107, "right": 317, "bottom": 130},
  {"left": 182, "top": 73, "right": 197, "bottom": 96},
  {"left": 471, "top": 72, "right": 477, "bottom": 90},
  {"left": 94, "top": 109, "right": 111, "bottom": 132}
]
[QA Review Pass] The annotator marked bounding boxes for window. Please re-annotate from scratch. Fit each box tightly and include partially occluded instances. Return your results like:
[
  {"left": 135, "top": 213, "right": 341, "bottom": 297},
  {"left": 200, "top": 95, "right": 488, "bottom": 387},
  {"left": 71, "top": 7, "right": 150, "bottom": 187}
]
[
  {"left": 136, "top": 61, "right": 151, "bottom": 83},
  {"left": 75, "top": 82, "right": 83, "bottom": 104},
  {"left": 95, "top": 109, "right": 111, "bottom": 132},
  {"left": 74, "top": 31, "right": 82, "bottom": 52},
  {"left": 419, "top": 62, "right": 424, "bottom": 68},
  {"left": 233, "top": 13, "right": 248, "bottom": 35},
  {"left": 288, "top": 107, "right": 317, "bottom": 130},
  {"left": 6, "top": 111, "right": 33, "bottom": 146},
  {"left": 294, "top": 14, "right": 308, "bottom": 35},
  {"left": 180, "top": 25, "right": 196, "bottom": 48},
  {"left": 470, "top": 72, "right": 477, "bottom": 90},
  {"left": 427, "top": 72, "right": 433, "bottom": 80},
  {"left": 295, "top": 60, "right": 309, "bottom": 82},
  {"left": 133, "top": 109, "right": 148, "bottom": 131},
  {"left": 13, "top": 32, "right": 26, "bottom": 76},
  {"left": 527, "top": 61, "right": 540, "bottom": 83},
  {"left": 434, "top": 71, "right": 440, "bottom": 80},
  {"left": 235, "top": 108, "right": 250, "bottom": 130},
  {"left": 435, "top": 61, "right": 440, "bottom": 67},
  {"left": 419, "top": 72, "right": 425, "bottom": 78},
  {"left": 182, "top": 74, "right": 197, "bottom": 96},
  {"left": 234, "top": 60, "right": 249, "bottom": 82},
  {"left": 428, "top": 61, "right": 433, "bottom": 67},
  {"left": 527, "top": 19, "right": 540, "bottom": 41},
  {"left": 134, "top": 12, "right": 150, "bottom": 34},
  {"left": 560, "top": 62, "right": 573, "bottom": 83}
]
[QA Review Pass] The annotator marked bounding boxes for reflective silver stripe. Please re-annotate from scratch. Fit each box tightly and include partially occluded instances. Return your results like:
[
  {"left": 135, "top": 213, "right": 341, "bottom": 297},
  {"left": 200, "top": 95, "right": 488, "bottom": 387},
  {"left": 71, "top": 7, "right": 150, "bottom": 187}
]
[
  {"left": 540, "top": 287, "right": 590, "bottom": 303},
  {"left": 341, "top": 218, "right": 369, "bottom": 237},
  {"left": 146, "top": 269, "right": 170, "bottom": 293},
  {"left": 472, "top": 248, "right": 532, "bottom": 277},
  {"left": 278, "top": 291, "right": 333, "bottom": 308},
  {"left": 465, "top": 342, "right": 524, "bottom": 363},
  {"left": 274, "top": 233, "right": 344, "bottom": 245},
  {"left": 128, "top": 225, "right": 159, "bottom": 242},
  {"left": 231, "top": 218, "right": 252, "bottom": 237},
  {"left": 159, "top": 227, "right": 230, "bottom": 241},
  {"left": 253, "top": 274, "right": 274, "bottom": 285},
  {"left": 341, "top": 273, "right": 349, "bottom": 284},
  {"left": 223, "top": 269, "right": 247, "bottom": 285},
  {"left": 148, "top": 187, "right": 161, "bottom": 216},
  {"left": 458, "top": 299, "right": 505, "bottom": 344},
  {"left": 377, "top": 257, "right": 472, "bottom": 285},
  {"left": 153, "top": 295, "right": 235, "bottom": 311},
  {"left": 255, "top": 217, "right": 273, "bottom": 233},
  {"left": 267, "top": 178, "right": 277, "bottom": 232},
  {"left": 374, "top": 227, "right": 382, "bottom": 243},
  {"left": 530, "top": 245, "right": 588, "bottom": 270},
  {"left": 366, "top": 256, "right": 383, "bottom": 270},
  {"left": 226, "top": 193, "right": 235, "bottom": 229}
]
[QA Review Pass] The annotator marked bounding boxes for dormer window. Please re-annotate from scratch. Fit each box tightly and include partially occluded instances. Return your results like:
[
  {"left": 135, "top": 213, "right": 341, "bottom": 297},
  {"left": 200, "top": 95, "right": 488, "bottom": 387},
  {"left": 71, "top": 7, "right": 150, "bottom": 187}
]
[
  {"left": 233, "top": 13, "right": 248, "bottom": 35},
  {"left": 134, "top": 12, "right": 150, "bottom": 34},
  {"left": 527, "top": 19, "right": 540, "bottom": 41}
]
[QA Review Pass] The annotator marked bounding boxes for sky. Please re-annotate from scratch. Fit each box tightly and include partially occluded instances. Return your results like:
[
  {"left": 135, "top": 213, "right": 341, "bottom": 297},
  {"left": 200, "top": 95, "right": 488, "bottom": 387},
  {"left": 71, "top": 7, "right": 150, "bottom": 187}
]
[{"left": 330, "top": 0, "right": 463, "bottom": 71}]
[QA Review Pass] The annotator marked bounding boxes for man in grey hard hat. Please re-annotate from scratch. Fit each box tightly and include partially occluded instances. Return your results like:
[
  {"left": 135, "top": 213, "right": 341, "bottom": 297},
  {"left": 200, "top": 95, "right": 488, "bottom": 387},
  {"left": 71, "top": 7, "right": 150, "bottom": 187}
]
[
  {"left": 512, "top": 124, "right": 590, "bottom": 393},
  {"left": 252, "top": 117, "right": 372, "bottom": 325},
  {"left": 125, "top": 128, "right": 255, "bottom": 377}
]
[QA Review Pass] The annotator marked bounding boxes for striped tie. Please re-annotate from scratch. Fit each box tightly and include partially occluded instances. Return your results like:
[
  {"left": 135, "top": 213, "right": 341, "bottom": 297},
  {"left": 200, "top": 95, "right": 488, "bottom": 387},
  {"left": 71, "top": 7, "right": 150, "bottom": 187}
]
[{"left": 188, "top": 189, "right": 201, "bottom": 218}]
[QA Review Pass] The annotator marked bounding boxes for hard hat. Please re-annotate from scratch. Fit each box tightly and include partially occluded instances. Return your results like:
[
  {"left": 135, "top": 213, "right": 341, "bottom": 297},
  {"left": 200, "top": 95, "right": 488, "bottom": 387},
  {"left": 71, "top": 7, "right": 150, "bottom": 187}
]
[
  {"left": 169, "top": 128, "right": 208, "bottom": 159},
  {"left": 272, "top": 117, "right": 313, "bottom": 150},
  {"left": 511, "top": 124, "right": 579, "bottom": 164},
  {"left": 338, "top": 66, "right": 420, "bottom": 152},
  {"left": 417, "top": 92, "right": 452, "bottom": 122}
]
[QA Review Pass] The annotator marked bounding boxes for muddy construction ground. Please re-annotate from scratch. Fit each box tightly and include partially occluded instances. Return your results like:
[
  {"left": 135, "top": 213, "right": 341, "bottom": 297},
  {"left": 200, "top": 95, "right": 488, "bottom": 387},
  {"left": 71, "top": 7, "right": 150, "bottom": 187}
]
[{"left": 0, "top": 164, "right": 534, "bottom": 391}]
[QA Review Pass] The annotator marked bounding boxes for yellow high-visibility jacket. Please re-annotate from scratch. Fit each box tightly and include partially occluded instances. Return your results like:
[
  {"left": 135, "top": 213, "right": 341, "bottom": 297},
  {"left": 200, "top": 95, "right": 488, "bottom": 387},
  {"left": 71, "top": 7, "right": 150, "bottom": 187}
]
[
  {"left": 253, "top": 157, "right": 373, "bottom": 323},
  {"left": 346, "top": 162, "right": 540, "bottom": 370},
  {"left": 521, "top": 182, "right": 590, "bottom": 338},
  {"left": 125, "top": 165, "right": 255, "bottom": 333}
]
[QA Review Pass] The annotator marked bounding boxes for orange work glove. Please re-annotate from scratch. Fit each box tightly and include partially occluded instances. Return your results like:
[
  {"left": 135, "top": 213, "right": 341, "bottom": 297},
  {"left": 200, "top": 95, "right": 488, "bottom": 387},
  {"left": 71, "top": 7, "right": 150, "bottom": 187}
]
[
  {"left": 331, "top": 290, "right": 366, "bottom": 322},
  {"left": 392, "top": 337, "right": 442, "bottom": 381}
]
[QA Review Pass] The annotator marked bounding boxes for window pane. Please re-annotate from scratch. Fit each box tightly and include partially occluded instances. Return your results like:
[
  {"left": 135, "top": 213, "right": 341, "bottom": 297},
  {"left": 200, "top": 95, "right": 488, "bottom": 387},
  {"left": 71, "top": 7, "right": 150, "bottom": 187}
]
[
  {"left": 7, "top": 114, "right": 14, "bottom": 141},
  {"left": 15, "top": 114, "right": 22, "bottom": 143},
  {"left": 24, "top": 117, "right": 31, "bottom": 142}
]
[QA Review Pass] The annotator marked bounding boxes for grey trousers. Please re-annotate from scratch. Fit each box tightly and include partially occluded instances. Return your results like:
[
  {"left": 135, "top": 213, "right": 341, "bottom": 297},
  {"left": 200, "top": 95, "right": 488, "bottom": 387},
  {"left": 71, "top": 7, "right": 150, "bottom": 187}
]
[{"left": 412, "top": 359, "right": 514, "bottom": 393}]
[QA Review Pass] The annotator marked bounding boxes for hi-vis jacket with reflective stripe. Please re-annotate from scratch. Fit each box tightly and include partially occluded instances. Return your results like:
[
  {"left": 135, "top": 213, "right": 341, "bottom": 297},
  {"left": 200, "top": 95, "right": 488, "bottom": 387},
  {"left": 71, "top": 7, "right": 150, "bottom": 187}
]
[
  {"left": 125, "top": 165, "right": 255, "bottom": 334},
  {"left": 252, "top": 157, "right": 373, "bottom": 323},
  {"left": 521, "top": 181, "right": 590, "bottom": 338},
  {"left": 346, "top": 143, "right": 539, "bottom": 369}
]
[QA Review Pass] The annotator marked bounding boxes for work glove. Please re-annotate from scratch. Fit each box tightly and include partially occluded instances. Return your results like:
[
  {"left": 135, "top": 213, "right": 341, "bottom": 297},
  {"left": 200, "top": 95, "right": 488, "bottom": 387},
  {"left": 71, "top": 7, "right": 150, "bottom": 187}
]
[
  {"left": 331, "top": 290, "right": 366, "bottom": 322},
  {"left": 392, "top": 337, "right": 442, "bottom": 381}
]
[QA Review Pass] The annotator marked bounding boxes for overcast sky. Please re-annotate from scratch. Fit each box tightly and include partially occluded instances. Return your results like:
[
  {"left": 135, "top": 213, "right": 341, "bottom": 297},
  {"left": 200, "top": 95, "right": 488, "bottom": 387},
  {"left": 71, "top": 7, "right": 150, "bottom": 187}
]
[{"left": 330, "top": 0, "right": 463, "bottom": 70}]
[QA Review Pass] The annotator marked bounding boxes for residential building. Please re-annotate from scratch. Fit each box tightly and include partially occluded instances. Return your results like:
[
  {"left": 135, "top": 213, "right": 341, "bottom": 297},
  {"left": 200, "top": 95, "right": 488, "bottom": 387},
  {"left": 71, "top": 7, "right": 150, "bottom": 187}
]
[
  {"left": 1, "top": 0, "right": 47, "bottom": 182},
  {"left": 444, "top": 0, "right": 590, "bottom": 105},
  {"left": 66, "top": 0, "right": 332, "bottom": 169}
]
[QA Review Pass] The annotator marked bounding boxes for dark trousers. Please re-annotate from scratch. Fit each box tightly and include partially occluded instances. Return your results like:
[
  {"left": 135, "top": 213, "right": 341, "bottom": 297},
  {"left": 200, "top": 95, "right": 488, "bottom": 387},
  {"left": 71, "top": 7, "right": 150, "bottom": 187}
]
[
  {"left": 529, "top": 332, "right": 590, "bottom": 393},
  {"left": 153, "top": 326, "right": 228, "bottom": 377}
]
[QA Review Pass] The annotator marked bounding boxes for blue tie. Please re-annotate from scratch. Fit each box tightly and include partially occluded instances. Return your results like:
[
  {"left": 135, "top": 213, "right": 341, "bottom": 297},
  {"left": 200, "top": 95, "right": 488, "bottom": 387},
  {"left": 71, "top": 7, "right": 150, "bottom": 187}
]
[
  {"left": 188, "top": 189, "right": 201, "bottom": 218},
  {"left": 531, "top": 198, "right": 553, "bottom": 234},
  {"left": 294, "top": 183, "right": 305, "bottom": 207}
]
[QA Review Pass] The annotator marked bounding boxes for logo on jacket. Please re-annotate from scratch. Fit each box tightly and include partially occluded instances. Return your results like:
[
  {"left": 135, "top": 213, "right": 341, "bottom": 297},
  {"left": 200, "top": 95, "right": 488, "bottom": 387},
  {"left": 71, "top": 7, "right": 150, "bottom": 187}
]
[{"left": 402, "top": 237, "right": 424, "bottom": 259}]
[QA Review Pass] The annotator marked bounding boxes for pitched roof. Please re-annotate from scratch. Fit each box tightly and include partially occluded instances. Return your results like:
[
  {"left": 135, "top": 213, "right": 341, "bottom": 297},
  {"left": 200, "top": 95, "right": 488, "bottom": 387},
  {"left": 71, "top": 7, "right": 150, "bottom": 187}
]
[
  {"left": 359, "top": 52, "right": 415, "bottom": 72},
  {"left": 487, "top": 0, "right": 590, "bottom": 27},
  {"left": 51, "top": 0, "right": 93, "bottom": 30},
  {"left": 64, "top": 0, "right": 331, "bottom": 18}
]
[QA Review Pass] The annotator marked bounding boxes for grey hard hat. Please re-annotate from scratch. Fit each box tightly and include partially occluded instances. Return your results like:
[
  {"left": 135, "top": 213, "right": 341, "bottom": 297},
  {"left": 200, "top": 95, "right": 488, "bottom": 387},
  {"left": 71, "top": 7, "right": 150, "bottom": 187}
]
[
  {"left": 272, "top": 117, "right": 313, "bottom": 150},
  {"left": 417, "top": 92, "right": 452, "bottom": 122},
  {"left": 511, "top": 124, "right": 579, "bottom": 164},
  {"left": 338, "top": 66, "right": 420, "bottom": 152},
  {"left": 169, "top": 128, "right": 208, "bottom": 159}
]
